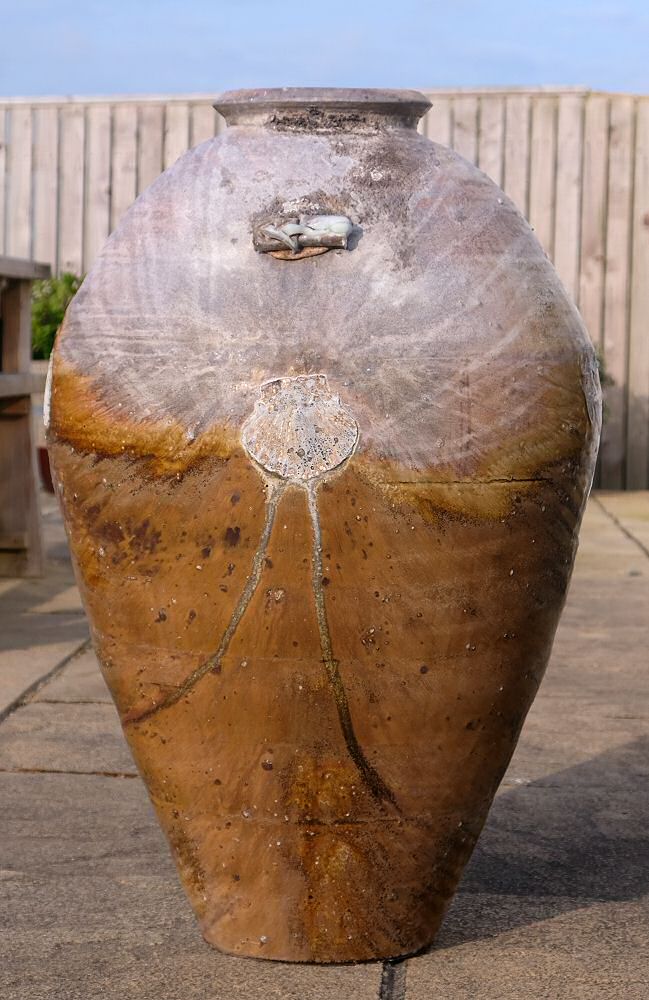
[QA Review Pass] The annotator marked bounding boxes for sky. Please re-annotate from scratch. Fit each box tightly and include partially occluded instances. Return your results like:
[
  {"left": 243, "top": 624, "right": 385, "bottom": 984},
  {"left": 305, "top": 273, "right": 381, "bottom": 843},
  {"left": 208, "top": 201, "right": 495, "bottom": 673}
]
[{"left": 0, "top": 0, "right": 647, "bottom": 97}]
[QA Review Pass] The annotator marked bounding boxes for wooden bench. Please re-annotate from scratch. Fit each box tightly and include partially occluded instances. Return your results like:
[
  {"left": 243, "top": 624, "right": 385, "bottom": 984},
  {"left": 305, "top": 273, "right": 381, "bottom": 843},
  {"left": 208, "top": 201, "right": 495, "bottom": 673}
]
[{"left": 0, "top": 256, "right": 51, "bottom": 576}]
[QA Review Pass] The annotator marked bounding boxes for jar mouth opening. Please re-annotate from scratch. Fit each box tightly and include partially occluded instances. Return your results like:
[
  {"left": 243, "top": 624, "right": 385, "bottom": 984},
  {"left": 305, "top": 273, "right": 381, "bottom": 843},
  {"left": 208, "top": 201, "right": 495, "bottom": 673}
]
[{"left": 214, "top": 88, "right": 431, "bottom": 130}]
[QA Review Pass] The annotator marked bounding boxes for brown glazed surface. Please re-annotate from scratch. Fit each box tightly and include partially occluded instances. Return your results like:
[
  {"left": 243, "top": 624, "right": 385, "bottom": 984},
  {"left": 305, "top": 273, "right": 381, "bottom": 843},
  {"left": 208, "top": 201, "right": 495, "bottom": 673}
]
[{"left": 47, "top": 89, "right": 601, "bottom": 962}]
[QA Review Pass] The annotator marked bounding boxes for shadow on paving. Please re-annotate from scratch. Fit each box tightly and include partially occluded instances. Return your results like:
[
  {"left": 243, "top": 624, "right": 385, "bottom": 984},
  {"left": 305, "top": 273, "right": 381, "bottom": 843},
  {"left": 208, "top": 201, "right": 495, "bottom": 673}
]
[{"left": 432, "top": 735, "right": 649, "bottom": 951}]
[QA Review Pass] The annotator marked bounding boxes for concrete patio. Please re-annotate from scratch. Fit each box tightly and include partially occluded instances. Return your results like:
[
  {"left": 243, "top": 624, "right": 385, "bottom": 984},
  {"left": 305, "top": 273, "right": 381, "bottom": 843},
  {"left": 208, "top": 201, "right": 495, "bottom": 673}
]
[{"left": 1, "top": 492, "right": 647, "bottom": 999}]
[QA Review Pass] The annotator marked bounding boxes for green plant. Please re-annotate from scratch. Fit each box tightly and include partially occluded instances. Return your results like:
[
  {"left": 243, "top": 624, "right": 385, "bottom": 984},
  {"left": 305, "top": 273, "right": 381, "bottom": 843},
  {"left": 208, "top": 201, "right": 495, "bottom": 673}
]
[{"left": 31, "top": 273, "right": 83, "bottom": 360}]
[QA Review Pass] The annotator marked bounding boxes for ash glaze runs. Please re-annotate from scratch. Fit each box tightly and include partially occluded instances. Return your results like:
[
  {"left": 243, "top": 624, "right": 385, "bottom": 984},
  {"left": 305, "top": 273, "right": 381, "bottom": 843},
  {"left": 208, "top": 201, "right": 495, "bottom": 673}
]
[{"left": 47, "top": 88, "right": 600, "bottom": 964}]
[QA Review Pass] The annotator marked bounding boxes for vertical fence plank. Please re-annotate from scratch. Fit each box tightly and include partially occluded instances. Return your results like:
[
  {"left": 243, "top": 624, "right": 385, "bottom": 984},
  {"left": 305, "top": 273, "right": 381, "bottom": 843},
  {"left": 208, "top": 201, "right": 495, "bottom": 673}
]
[
  {"left": 6, "top": 106, "right": 33, "bottom": 258},
  {"left": 528, "top": 96, "right": 557, "bottom": 259},
  {"left": 503, "top": 95, "right": 530, "bottom": 215},
  {"left": 138, "top": 104, "right": 164, "bottom": 194},
  {"left": 214, "top": 111, "right": 227, "bottom": 136},
  {"left": 452, "top": 95, "right": 478, "bottom": 163},
  {"left": 627, "top": 99, "right": 649, "bottom": 489},
  {"left": 601, "top": 96, "right": 635, "bottom": 489},
  {"left": 478, "top": 95, "right": 504, "bottom": 186},
  {"left": 84, "top": 104, "right": 111, "bottom": 272},
  {"left": 423, "top": 96, "right": 451, "bottom": 146},
  {"left": 190, "top": 103, "right": 217, "bottom": 147},
  {"left": 58, "top": 105, "right": 85, "bottom": 275},
  {"left": 554, "top": 94, "right": 584, "bottom": 299},
  {"left": 164, "top": 102, "right": 190, "bottom": 169},
  {"left": 32, "top": 106, "right": 59, "bottom": 268},
  {"left": 0, "top": 107, "right": 7, "bottom": 254},
  {"left": 578, "top": 95, "right": 609, "bottom": 352},
  {"left": 110, "top": 104, "right": 137, "bottom": 232}
]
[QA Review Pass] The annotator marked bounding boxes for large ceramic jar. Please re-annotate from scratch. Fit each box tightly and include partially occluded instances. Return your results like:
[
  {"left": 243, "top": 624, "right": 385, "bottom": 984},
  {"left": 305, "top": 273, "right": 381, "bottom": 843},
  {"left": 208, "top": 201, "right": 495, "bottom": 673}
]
[{"left": 47, "top": 89, "right": 600, "bottom": 963}]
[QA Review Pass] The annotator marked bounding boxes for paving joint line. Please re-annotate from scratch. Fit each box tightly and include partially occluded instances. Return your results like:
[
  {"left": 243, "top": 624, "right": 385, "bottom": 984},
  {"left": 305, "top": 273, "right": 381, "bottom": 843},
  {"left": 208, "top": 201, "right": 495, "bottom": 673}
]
[
  {"left": 0, "top": 767, "right": 138, "bottom": 779},
  {"left": 593, "top": 495, "right": 649, "bottom": 561},
  {"left": 0, "top": 636, "right": 92, "bottom": 727},
  {"left": 33, "top": 699, "right": 108, "bottom": 705},
  {"left": 379, "top": 958, "right": 408, "bottom": 1000}
]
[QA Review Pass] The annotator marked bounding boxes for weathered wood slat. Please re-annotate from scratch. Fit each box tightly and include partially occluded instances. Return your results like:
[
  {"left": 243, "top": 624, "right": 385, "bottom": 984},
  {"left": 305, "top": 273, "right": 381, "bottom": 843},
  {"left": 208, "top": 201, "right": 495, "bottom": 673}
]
[
  {"left": 627, "top": 99, "right": 649, "bottom": 489},
  {"left": 578, "top": 95, "right": 610, "bottom": 351},
  {"left": 32, "top": 107, "right": 59, "bottom": 269},
  {"left": 190, "top": 103, "right": 217, "bottom": 147},
  {"left": 164, "top": 102, "right": 190, "bottom": 170},
  {"left": 6, "top": 107, "right": 32, "bottom": 258},
  {"left": 214, "top": 110, "right": 227, "bottom": 136},
  {"left": 0, "top": 256, "right": 50, "bottom": 280},
  {"left": 528, "top": 96, "right": 557, "bottom": 257},
  {"left": 137, "top": 104, "right": 164, "bottom": 194},
  {"left": 0, "top": 401, "right": 43, "bottom": 576},
  {"left": 0, "top": 371, "right": 47, "bottom": 397},
  {"left": 554, "top": 94, "right": 584, "bottom": 299},
  {"left": 423, "top": 96, "right": 452, "bottom": 146},
  {"left": 601, "top": 96, "right": 635, "bottom": 490},
  {"left": 84, "top": 105, "right": 111, "bottom": 273},
  {"left": 478, "top": 95, "right": 504, "bottom": 186},
  {"left": 503, "top": 95, "right": 531, "bottom": 215},
  {"left": 58, "top": 106, "right": 85, "bottom": 275},
  {"left": 0, "top": 108, "right": 6, "bottom": 255},
  {"left": 0, "top": 272, "right": 45, "bottom": 575},
  {"left": 452, "top": 95, "right": 478, "bottom": 163},
  {"left": 580, "top": 94, "right": 604, "bottom": 502},
  {"left": 0, "top": 278, "right": 32, "bottom": 371},
  {"left": 110, "top": 104, "right": 137, "bottom": 233},
  {"left": 0, "top": 531, "right": 29, "bottom": 551}
]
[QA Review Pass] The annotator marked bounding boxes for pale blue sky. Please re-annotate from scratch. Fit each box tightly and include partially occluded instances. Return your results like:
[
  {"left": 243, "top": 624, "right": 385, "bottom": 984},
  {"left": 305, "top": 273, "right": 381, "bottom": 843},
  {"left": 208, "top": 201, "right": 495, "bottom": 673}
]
[{"left": 0, "top": 0, "right": 647, "bottom": 97}]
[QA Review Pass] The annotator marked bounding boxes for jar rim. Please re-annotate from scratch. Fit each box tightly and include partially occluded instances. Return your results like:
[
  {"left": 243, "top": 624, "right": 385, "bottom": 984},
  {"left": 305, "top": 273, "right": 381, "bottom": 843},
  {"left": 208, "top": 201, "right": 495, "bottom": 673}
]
[{"left": 214, "top": 88, "right": 431, "bottom": 128}]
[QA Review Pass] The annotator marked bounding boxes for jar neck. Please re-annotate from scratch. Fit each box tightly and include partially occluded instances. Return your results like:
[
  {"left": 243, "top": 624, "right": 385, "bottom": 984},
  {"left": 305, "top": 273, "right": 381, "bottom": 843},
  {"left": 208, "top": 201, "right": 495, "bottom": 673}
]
[{"left": 214, "top": 88, "right": 431, "bottom": 133}]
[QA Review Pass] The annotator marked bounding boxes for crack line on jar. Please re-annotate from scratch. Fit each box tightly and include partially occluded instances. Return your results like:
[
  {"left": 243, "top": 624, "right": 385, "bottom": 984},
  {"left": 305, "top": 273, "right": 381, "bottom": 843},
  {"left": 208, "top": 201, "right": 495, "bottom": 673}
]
[{"left": 307, "top": 480, "right": 400, "bottom": 810}]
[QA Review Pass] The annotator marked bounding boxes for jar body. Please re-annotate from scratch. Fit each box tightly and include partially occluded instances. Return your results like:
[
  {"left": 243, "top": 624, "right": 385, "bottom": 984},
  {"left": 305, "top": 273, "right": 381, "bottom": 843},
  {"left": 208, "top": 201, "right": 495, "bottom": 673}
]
[{"left": 47, "top": 90, "right": 600, "bottom": 962}]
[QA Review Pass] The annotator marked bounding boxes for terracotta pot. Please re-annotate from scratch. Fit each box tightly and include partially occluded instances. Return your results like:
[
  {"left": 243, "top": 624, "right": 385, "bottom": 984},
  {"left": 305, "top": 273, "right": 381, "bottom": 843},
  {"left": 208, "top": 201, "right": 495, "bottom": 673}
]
[{"left": 46, "top": 88, "right": 601, "bottom": 963}]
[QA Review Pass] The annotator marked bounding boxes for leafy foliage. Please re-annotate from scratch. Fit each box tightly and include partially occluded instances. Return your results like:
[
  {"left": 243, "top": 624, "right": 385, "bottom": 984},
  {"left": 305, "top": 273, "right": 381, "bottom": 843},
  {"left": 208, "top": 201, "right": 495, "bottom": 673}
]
[{"left": 31, "top": 273, "right": 83, "bottom": 359}]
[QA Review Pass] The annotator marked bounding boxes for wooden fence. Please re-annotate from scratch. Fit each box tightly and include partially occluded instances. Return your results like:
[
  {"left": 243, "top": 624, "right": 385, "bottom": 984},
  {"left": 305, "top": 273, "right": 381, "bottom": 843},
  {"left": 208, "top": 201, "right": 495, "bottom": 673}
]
[{"left": 1, "top": 88, "right": 648, "bottom": 488}]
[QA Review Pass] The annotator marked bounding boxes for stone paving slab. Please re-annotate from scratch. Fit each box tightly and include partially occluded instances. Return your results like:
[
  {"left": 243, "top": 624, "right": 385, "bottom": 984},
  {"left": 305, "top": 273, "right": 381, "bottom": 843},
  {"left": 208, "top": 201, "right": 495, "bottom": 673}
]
[
  {"left": 0, "top": 493, "right": 87, "bottom": 717},
  {"left": 0, "top": 773, "right": 382, "bottom": 998},
  {"left": 408, "top": 897, "right": 649, "bottom": 1000},
  {"left": 0, "top": 875, "right": 381, "bottom": 1000},
  {"left": 1, "top": 933, "right": 382, "bottom": 1000},
  {"left": 0, "top": 773, "right": 167, "bottom": 878},
  {"left": 0, "top": 635, "right": 89, "bottom": 719},
  {"left": 30, "top": 584, "right": 83, "bottom": 616},
  {"left": 0, "top": 702, "right": 136, "bottom": 775},
  {"left": 33, "top": 648, "right": 112, "bottom": 704},
  {"left": 568, "top": 495, "right": 648, "bottom": 577},
  {"left": 0, "top": 493, "right": 648, "bottom": 998},
  {"left": 597, "top": 491, "right": 649, "bottom": 553},
  {"left": 467, "top": 779, "right": 649, "bottom": 901},
  {"left": 505, "top": 715, "right": 649, "bottom": 784}
]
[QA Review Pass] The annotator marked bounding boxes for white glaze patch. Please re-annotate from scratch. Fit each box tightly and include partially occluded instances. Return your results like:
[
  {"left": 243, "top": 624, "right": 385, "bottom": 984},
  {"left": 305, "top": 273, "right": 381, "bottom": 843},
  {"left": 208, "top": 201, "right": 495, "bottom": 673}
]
[
  {"left": 242, "top": 375, "right": 358, "bottom": 482},
  {"left": 43, "top": 354, "right": 54, "bottom": 430}
]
